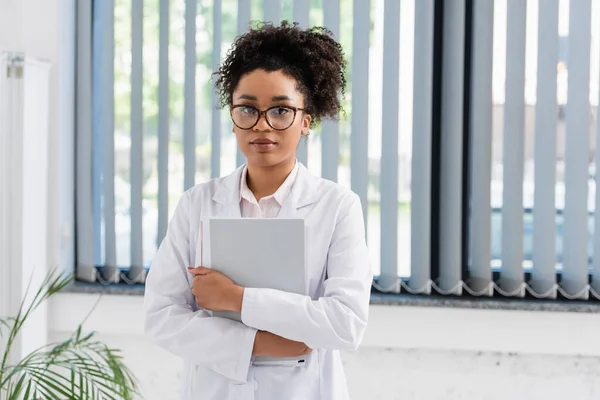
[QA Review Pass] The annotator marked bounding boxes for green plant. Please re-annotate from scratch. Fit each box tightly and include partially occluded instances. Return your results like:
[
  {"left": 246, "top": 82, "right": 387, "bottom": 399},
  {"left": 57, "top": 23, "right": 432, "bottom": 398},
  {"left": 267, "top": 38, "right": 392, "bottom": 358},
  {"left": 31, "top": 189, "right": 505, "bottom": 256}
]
[{"left": 0, "top": 269, "right": 139, "bottom": 400}]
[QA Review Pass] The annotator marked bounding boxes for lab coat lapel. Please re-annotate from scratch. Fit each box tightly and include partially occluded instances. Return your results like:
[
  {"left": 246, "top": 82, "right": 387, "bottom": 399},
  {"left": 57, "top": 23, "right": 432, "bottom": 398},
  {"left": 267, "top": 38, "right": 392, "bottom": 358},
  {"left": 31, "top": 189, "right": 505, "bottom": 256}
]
[
  {"left": 212, "top": 163, "right": 321, "bottom": 218},
  {"left": 212, "top": 165, "right": 244, "bottom": 218},
  {"left": 277, "top": 163, "right": 321, "bottom": 219}
]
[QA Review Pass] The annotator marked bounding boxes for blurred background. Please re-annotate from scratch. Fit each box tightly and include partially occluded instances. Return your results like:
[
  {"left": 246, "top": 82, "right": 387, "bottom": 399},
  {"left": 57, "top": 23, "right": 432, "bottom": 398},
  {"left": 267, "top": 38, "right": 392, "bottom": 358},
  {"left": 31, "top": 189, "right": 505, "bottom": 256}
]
[
  {"left": 77, "top": 0, "right": 600, "bottom": 280},
  {"left": 2, "top": 0, "right": 600, "bottom": 399}
]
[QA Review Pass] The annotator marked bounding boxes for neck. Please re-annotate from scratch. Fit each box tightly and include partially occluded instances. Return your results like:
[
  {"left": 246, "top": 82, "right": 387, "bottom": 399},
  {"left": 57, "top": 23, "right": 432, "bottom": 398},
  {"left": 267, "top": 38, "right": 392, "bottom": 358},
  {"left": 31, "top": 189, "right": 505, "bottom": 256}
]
[{"left": 246, "top": 158, "right": 296, "bottom": 200}]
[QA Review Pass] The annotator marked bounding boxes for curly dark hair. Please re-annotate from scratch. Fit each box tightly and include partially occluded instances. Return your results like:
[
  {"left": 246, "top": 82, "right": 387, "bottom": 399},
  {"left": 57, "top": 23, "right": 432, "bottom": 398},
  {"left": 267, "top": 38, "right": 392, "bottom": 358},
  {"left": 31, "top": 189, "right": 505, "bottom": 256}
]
[{"left": 213, "top": 21, "right": 347, "bottom": 128}]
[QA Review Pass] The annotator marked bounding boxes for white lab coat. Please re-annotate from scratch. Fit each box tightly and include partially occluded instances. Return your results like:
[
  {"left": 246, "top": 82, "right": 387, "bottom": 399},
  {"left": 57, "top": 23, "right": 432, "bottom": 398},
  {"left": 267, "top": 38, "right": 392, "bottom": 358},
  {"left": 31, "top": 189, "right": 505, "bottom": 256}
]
[{"left": 144, "top": 163, "right": 372, "bottom": 400}]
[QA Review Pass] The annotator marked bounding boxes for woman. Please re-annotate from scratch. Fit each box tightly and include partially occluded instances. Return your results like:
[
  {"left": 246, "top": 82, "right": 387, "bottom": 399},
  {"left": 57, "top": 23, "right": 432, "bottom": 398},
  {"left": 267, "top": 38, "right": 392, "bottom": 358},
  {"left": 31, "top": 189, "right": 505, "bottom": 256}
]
[{"left": 144, "top": 21, "right": 372, "bottom": 400}]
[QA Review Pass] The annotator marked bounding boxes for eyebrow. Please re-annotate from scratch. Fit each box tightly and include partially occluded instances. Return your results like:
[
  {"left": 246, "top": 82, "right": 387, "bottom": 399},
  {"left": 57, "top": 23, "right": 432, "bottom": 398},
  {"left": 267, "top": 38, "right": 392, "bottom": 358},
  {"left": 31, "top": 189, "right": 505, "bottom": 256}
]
[
  {"left": 271, "top": 95, "right": 294, "bottom": 102},
  {"left": 236, "top": 94, "right": 295, "bottom": 102}
]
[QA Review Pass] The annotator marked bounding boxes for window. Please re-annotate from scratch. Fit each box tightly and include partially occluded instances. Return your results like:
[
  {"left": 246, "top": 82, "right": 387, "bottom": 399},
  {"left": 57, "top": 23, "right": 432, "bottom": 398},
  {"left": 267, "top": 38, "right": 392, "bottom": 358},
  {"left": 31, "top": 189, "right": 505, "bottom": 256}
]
[
  {"left": 489, "top": 0, "right": 600, "bottom": 270},
  {"left": 76, "top": 0, "right": 600, "bottom": 302},
  {"left": 77, "top": 0, "right": 424, "bottom": 288},
  {"left": 468, "top": 0, "right": 600, "bottom": 299}
]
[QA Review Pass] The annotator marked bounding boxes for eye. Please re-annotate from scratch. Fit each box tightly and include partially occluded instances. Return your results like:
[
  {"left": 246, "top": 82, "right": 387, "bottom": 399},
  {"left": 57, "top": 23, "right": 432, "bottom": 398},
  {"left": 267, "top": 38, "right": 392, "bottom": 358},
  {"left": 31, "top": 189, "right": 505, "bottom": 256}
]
[
  {"left": 273, "top": 107, "right": 292, "bottom": 115},
  {"left": 240, "top": 106, "right": 258, "bottom": 115}
]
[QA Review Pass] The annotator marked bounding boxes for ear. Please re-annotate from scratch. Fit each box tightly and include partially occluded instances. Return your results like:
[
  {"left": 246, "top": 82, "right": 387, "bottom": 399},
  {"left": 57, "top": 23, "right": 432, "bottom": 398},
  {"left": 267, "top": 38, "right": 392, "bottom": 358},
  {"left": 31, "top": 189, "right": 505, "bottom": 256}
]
[{"left": 301, "top": 114, "right": 312, "bottom": 136}]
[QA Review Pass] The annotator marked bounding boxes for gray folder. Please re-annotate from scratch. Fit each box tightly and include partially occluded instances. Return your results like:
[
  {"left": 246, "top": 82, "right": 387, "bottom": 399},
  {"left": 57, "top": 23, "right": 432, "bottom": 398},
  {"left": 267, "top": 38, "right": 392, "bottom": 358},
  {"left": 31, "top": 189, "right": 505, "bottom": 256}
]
[{"left": 200, "top": 217, "right": 308, "bottom": 366}]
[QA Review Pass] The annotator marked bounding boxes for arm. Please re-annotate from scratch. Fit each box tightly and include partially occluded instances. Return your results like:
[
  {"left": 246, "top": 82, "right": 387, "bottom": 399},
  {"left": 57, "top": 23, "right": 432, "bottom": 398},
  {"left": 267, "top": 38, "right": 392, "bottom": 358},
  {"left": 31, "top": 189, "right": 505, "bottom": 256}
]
[
  {"left": 240, "top": 193, "right": 373, "bottom": 351},
  {"left": 143, "top": 192, "right": 257, "bottom": 383},
  {"left": 252, "top": 331, "right": 312, "bottom": 357},
  {"left": 186, "top": 266, "right": 314, "bottom": 358}
]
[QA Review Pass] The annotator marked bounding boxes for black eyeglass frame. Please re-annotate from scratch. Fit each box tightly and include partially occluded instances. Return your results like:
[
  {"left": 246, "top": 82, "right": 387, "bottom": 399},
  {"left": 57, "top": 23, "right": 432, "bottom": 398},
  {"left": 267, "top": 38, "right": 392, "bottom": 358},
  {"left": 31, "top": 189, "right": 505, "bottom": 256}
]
[{"left": 229, "top": 105, "right": 307, "bottom": 131}]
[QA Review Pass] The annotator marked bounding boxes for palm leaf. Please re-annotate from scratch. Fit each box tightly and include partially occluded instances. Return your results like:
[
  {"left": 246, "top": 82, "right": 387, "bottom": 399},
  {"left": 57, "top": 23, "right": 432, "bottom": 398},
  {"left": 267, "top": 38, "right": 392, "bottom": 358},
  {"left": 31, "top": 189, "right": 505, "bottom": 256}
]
[
  {"left": 1, "top": 267, "right": 72, "bottom": 379},
  {"left": 4, "top": 335, "right": 138, "bottom": 398},
  {"left": 0, "top": 268, "right": 139, "bottom": 399},
  {"left": 0, "top": 317, "right": 16, "bottom": 338},
  {"left": 13, "top": 365, "right": 74, "bottom": 398},
  {"left": 21, "top": 380, "right": 32, "bottom": 400},
  {"left": 6, "top": 371, "right": 27, "bottom": 400},
  {"left": 3, "top": 335, "right": 139, "bottom": 399}
]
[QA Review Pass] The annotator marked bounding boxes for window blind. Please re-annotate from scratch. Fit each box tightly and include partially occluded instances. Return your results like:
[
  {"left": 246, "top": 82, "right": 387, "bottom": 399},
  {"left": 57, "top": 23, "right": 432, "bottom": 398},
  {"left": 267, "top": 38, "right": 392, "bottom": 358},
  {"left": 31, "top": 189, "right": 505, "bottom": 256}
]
[{"left": 76, "top": 0, "right": 600, "bottom": 303}]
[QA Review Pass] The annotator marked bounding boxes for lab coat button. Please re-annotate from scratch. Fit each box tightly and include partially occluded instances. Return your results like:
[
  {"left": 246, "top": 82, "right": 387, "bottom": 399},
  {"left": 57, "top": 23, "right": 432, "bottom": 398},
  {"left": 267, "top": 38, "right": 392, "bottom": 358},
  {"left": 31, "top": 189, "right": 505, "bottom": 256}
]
[{"left": 253, "top": 380, "right": 259, "bottom": 390}]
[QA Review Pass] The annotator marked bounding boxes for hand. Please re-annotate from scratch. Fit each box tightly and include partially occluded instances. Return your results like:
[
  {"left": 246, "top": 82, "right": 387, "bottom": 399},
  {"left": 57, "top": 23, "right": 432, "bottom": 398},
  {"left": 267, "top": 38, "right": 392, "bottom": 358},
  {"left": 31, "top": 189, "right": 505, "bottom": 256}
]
[
  {"left": 252, "top": 331, "right": 312, "bottom": 358},
  {"left": 187, "top": 266, "right": 244, "bottom": 312}
]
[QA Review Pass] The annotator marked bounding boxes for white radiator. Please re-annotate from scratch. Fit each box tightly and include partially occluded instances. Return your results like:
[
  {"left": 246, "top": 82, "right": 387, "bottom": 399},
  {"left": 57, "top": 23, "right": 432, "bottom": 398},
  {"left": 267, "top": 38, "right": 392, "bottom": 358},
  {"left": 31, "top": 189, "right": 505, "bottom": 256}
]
[{"left": 0, "top": 53, "right": 51, "bottom": 362}]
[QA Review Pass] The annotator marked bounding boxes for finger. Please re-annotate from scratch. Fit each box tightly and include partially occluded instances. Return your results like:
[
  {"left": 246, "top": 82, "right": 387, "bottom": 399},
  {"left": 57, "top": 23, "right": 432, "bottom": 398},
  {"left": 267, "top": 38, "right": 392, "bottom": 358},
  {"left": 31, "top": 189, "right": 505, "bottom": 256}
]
[{"left": 187, "top": 266, "right": 211, "bottom": 275}]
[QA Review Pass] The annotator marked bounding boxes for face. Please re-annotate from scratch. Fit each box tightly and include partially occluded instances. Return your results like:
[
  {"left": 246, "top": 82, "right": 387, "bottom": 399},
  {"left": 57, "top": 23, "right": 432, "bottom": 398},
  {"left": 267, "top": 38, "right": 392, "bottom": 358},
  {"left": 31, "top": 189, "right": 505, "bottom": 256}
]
[{"left": 231, "top": 69, "right": 311, "bottom": 169}]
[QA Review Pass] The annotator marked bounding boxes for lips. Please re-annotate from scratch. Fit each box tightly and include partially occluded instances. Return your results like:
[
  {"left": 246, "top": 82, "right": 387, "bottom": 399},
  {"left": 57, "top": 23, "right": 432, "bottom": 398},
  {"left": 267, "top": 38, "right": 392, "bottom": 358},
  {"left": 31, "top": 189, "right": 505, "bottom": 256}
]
[
  {"left": 249, "top": 138, "right": 277, "bottom": 152},
  {"left": 250, "top": 138, "right": 276, "bottom": 145}
]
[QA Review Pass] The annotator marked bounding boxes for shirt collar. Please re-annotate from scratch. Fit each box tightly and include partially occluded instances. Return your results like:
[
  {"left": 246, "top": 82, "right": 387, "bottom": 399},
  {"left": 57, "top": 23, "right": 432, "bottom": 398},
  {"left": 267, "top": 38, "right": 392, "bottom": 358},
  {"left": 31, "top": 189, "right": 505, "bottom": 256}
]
[{"left": 240, "top": 161, "right": 299, "bottom": 206}]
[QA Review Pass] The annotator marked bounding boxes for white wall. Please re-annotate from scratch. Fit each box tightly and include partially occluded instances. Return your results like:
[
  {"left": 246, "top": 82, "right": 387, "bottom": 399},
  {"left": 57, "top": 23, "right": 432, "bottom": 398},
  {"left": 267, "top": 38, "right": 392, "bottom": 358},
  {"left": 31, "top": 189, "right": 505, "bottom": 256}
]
[
  {"left": 0, "top": 0, "right": 74, "bottom": 277},
  {"left": 49, "top": 294, "right": 600, "bottom": 400},
  {"left": 49, "top": 294, "right": 600, "bottom": 357},
  {"left": 0, "top": 0, "right": 74, "bottom": 364},
  {"left": 47, "top": 330, "right": 600, "bottom": 400},
  {"left": 0, "top": 1, "right": 23, "bottom": 53}
]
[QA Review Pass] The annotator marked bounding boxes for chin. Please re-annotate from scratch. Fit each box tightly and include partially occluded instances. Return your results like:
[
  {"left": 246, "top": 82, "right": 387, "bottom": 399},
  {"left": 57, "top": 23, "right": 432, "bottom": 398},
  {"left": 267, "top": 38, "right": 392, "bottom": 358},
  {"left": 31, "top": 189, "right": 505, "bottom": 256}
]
[{"left": 245, "top": 152, "right": 292, "bottom": 168}]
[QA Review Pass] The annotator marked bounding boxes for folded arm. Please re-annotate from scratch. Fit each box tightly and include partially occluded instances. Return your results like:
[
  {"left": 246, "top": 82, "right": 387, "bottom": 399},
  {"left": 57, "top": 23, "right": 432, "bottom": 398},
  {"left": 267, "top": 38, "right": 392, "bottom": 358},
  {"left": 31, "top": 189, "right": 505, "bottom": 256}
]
[
  {"left": 241, "top": 193, "right": 373, "bottom": 351},
  {"left": 143, "top": 192, "right": 256, "bottom": 383}
]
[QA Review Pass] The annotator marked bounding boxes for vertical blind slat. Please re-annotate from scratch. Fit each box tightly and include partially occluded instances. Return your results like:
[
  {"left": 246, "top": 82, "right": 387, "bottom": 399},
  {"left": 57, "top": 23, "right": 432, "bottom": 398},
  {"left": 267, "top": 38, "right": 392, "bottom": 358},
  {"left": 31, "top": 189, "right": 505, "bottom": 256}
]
[
  {"left": 322, "top": 0, "right": 341, "bottom": 182},
  {"left": 91, "top": 3, "right": 105, "bottom": 272},
  {"left": 129, "top": 0, "right": 145, "bottom": 281},
  {"left": 92, "top": 3, "right": 103, "bottom": 272},
  {"left": 236, "top": 0, "right": 251, "bottom": 167},
  {"left": 500, "top": 0, "right": 527, "bottom": 295},
  {"left": 293, "top": 0, "right": 309, "bottom": 166},
  {"left": 103, "top": 0, "right": 117, "bottom": 277},
  {"left": 211, "top": 0, "right": 222, "bottom": 178},
  {"left": 438, "top": 0, "right": 465, "bottom": 294},
  {"left": 76, "top": 0, "right": 96, "bottom": 282},
  {"left": 95, "top": 0, "right": 118, "bottom": 282},
  {"left": 531, "top": 0, "right": 559, "bottom": 297},
  {"left": 293, "top": 0, "right": 309, "bottom": 27},
  {"left": 184, "top": 0, "right": 197, "bottom": 190},
  {"left": 378, "top": 0, "right": 401, "bottom": 288},
  {"left": 563, "top": 0, "right": 592, "bottom": 298},
  {"left": 238, "top": 0, "right": 252, "bottom": 33},
  {"left": 351, "top": 0, "right": 370, "bottom": 227},
  {"left": 410, "top": 0, "right": 434, "bottom": 293},
  {"left": 92, "top": 112, "right": 102, "bottom": 269},
  {"left": 157, "top": 0, "right": 170, "bottom": 245},
  {"left": 468, "top": 0, "right": 494, "bottom": 295},
  {"left": 264, "top": 0, "right": 281, "bottom": 24}
]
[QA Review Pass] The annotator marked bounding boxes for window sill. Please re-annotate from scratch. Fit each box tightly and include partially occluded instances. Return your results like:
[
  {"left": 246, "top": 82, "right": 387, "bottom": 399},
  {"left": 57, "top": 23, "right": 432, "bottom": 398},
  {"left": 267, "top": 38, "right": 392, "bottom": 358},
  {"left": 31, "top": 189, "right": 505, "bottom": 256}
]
[
  {"left": 370, "top": 292, "right": 600, "bottom": 313},
  {"left": 63, "top": 281, "right": 145, "bottom": 296},
  {"left": 63, "top": 281, "right": 600, "bottom": 313}
]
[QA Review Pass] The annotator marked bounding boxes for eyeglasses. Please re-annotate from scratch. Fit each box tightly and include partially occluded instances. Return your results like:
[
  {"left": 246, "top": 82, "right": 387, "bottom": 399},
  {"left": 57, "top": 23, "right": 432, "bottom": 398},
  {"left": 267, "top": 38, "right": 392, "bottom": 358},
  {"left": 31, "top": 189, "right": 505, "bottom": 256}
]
[{"left": 230, "top": 105, "right": 306, "bottom": 131}]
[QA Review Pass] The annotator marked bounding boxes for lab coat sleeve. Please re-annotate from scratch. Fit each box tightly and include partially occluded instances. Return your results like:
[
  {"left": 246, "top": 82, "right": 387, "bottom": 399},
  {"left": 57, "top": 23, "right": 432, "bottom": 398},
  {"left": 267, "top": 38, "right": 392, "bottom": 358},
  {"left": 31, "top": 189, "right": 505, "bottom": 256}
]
[
  {"left": 144, "top": 192, "right": 257, "bottom": 384},
  {"left": 240, "top": 192, "right": 372, "bottom": 350}
]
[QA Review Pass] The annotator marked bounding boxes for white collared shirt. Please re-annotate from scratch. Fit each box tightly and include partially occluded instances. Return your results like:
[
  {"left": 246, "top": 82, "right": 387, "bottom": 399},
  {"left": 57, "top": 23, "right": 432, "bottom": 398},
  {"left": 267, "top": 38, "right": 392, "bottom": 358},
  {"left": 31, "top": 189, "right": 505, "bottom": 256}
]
[{"left": 239, "top": 162, "right": 299, "bottom": 218}]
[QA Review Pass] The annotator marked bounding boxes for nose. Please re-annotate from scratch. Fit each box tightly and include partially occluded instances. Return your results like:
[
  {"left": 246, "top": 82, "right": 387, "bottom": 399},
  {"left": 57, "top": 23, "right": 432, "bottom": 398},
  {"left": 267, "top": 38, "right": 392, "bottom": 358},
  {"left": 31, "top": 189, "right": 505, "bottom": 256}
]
[{"left": 253, "top": 112, "right": 272, "bottom": 131}]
